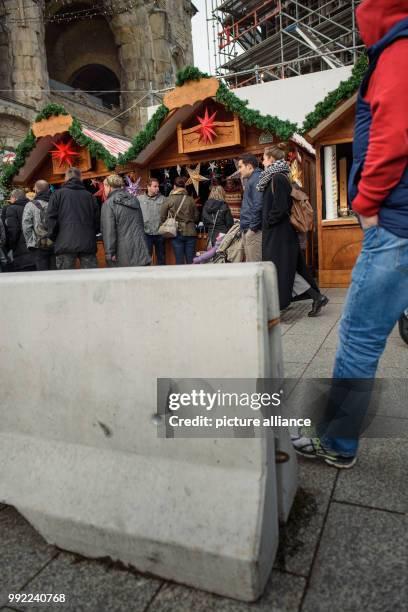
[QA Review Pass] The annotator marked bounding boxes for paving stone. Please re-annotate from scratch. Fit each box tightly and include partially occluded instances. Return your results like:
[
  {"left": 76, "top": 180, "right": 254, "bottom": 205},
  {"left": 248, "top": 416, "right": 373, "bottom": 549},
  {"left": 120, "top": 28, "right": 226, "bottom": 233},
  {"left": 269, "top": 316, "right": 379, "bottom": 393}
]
[
  {"left": 334, "top": 439, "right": 407, "bottom": 513},
  {"left": 282, "top": 335, "right": 326, "bottom": 364},
  {"left": 10, "top": 552, "right": 161, "bottom": 612},
  {"left": 322, "top": 288, "right": 348, "bottom": 303},
  {"left": 379, "top": 337, "right": 408, "bottom": 369},
  {"left": 302, "top": 503, "right": 407, "bottom": 612},
  {"left": 283, "top": 362, "right": 309, "bottom": 378},
  {"left": 0, "top": 508, "right": 57, "bottom": 607},
  {"left": 148, "top": 570, "right": 305, "bottom": 612},
  {"left": 301, "top": 349, "right": 337, "bottom": 378},
  {"left": 274, "top": 461, "right": 336, "bottom": 577}
]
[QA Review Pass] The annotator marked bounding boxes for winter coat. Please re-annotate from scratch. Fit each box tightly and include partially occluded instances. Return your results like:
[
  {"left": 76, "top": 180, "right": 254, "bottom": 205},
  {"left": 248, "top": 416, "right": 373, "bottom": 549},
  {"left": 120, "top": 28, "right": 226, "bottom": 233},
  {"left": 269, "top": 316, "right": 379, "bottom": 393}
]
[
  {"left": 47, "top": 178, "right": 100, "bottom": 255},
  {"left": 262, "top": 174, "right": 302, "bottom": 310},
  {"left": 101, "top": 188, "right": 151, "bottom": 267},
  {"left": 350, "top": 1, "right": 408, "bottom": 237},
  {"left": 240, "top": 168, "right": 263, "bottom": 232},
  {"left": 5, "top": 196, "right": 36, "bottom": 270},
  {"left": 138, "top": 193, "right": 165, "bottom": 235},
  {"left": 160, "top": 189, "right": 199, "bottom": 237},
  {"left": 22, "top": 189, "right": 52, "bottom": 249},
  {"left": 202, "top": 199, "right": 234, "bottom": 245}
]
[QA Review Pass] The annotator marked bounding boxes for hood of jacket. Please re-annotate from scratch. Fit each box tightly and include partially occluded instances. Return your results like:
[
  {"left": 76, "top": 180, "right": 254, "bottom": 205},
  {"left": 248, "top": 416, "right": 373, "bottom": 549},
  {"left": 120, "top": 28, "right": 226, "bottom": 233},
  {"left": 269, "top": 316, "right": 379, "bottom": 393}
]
[
  {"left": 63, "top": 178, "right": 87, "bottom": 191},
  {"left": 13, "top": 196, "right": 30, "bottom": 207},
  {"left": 35, "top": 189, "right": 51, "bottom": 202},
  {"left": 205, "top": 199, "right": 225, "bottom": 214},
  {"left": 357, "top": 0, "right": 408, "bottom": 48},
  {"left": 109, "top": 188, "right": 139, "bottom": 210}
]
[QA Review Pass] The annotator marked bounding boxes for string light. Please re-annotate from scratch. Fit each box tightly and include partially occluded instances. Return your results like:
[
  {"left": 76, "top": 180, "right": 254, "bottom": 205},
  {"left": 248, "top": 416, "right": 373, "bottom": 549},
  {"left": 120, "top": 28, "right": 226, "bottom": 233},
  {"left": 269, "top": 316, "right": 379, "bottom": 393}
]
[{"left": 5, "top": 1, "right": 139, "bottom": 24}]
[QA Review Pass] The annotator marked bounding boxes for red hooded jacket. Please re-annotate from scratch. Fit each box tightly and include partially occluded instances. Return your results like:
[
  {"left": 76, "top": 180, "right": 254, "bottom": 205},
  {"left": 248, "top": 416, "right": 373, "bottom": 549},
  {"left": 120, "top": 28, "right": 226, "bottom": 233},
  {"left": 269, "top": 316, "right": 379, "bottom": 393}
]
[{"left": 353, "top": 0, "right": 408, "bottom": 217}]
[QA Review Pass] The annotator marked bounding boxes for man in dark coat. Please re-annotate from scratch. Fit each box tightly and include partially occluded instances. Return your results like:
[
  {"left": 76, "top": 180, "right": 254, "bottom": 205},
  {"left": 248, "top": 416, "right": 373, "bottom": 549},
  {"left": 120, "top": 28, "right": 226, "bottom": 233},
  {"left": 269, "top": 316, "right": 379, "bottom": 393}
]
[
  {"left": 47, "top": 167, "right": 99, "bottom": 269},
  {"left": 238, "top": 154, "right": 263, "bottom": 262},
  {"left": 5, "top": 189, "right": 36, "bottom": 272},
  {"left": 101, "top": 174, "right": 151, "bottom": 267}
]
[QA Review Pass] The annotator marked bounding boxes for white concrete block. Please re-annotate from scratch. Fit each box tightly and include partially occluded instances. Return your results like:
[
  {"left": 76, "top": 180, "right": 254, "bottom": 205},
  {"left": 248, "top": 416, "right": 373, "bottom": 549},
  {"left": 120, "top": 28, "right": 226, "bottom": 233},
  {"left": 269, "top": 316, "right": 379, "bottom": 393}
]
[{"left": 0, "top": 264, "right": 297, "bottom": 601}]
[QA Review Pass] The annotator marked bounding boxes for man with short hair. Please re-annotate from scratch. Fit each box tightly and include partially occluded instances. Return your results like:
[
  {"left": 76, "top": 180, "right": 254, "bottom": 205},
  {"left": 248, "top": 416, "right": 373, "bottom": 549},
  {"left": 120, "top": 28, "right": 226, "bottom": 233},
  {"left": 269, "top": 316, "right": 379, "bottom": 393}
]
[
  {"left": 22, "top": 180, "right": 55, "bottom": 271},
  {"left": 238, "top": 154, "right": 263, "bottom": 262},
  {"left": 5, "top": 188, "right": 36, "bottom": 271},
  {"left": 138, "top": 177, "right": 166, "bottom": 265},
  {"left": 47, "top": 167, "right": 99, "bottom": 270}
]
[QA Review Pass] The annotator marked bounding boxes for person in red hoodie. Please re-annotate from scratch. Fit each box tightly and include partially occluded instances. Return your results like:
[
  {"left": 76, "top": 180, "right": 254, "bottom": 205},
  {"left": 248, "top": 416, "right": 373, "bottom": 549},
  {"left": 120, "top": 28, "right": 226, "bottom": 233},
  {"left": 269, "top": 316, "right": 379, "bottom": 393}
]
[{"left": 293, "top": 0, "right": 408, "bottom": 468}]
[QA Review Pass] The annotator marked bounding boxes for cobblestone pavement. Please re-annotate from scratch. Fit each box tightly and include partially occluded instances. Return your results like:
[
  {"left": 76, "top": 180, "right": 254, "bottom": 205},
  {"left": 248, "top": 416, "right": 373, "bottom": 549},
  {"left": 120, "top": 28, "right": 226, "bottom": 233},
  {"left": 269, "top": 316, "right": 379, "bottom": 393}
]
[{"left": 1, "top": 289, "right": 406, "bottom": 612}]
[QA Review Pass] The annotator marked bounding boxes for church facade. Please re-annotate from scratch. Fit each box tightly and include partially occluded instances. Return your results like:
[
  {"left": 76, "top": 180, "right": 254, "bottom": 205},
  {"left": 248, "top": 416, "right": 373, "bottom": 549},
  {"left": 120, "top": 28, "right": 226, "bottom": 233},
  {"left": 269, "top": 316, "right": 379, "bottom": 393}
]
[{"left": 0, "top": 0, "right": 196, "bottom": 150}]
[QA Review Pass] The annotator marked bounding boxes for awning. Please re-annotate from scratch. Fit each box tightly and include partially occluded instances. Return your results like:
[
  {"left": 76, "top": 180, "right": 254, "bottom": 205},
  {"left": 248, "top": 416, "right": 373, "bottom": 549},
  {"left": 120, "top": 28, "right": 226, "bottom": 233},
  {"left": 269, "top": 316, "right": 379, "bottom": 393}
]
[{"left": 82, "top": 128, "right": 132, "bottom": 158}]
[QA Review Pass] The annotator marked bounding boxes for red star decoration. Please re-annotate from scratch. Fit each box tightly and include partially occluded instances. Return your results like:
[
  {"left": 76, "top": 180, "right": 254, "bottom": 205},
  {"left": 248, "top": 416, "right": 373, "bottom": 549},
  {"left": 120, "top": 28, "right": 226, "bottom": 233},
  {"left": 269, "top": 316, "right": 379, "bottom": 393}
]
[
  {"left": 50, "top": 140, "right": 79, "bottom": 168},
  {"left": 91, "top": 179, "right": 107, "bottom": 202},
  {"left": 197, "top": 108, "right": 218, "bottom": 144}
]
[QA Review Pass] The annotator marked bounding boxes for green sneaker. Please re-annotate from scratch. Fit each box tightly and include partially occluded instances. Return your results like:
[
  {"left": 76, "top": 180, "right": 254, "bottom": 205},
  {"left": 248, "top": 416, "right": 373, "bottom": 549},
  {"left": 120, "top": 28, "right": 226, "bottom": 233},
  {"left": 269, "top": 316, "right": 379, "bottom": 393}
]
[{"left": 291, "top": 434, "right": 357, "bottom": 469}]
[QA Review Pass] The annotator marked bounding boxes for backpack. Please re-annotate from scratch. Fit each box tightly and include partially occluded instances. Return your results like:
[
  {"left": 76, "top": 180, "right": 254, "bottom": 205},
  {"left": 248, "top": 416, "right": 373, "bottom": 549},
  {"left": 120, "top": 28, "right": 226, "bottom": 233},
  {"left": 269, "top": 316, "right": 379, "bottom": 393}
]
[
  {"left": 33, "top": 200, "right": 53, "bottom": 249},
  {"left": 289, "top": 185, "right": 314, "bottom": 234}
]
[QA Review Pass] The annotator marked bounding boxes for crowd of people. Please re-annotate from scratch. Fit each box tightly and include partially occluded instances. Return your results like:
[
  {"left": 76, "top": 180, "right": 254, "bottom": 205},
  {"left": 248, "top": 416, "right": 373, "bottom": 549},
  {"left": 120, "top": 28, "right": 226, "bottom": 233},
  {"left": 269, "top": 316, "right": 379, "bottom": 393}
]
[{"left": 0, "top": 147, "right": 329, "bottom": 316}]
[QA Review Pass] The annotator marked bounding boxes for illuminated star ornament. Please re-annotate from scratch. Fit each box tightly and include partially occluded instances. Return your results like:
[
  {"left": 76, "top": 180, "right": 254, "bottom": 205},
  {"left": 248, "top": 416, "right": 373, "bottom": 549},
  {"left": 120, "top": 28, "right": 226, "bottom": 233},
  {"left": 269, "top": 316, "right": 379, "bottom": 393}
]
[
  {"left": 196, "top": 108, "right": 218, "bottom": 144},
  {"left": 186, "top": 163, "right": 209, "bottom": 196},
  {"left": 50, "top": 139, "right": 79, "bottom": 167}
]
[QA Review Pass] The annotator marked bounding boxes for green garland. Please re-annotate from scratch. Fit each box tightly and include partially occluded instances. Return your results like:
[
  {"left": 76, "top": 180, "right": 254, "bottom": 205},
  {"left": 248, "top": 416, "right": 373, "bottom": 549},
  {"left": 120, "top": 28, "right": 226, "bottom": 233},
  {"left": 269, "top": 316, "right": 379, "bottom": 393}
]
[
  {"left": 0, "top": 130, "right": 36, "bottom": 193},
  {"left": 35, "top": 103, "right": 69, "bottom": 122},
  {"left": 117, "top": 104, "right": 169, "bottom": 166},
  {"left": 68, "top": 117, "right": 117, "bottom": 171},
  {"left": 176, "top": 66, "right": 210, "bottom": 87},
  {"left": 215, "top": 81, "right": 298, "bottom": 141},
  {"left": 301, "top": 54, "right": 368, "bottom": 134}
]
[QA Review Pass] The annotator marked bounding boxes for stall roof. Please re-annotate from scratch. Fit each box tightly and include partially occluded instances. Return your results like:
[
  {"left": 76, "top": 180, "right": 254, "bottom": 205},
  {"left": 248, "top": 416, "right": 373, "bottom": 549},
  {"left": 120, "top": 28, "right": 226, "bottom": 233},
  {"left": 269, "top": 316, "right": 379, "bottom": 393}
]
[
  {"left": 82, "top": 128, "right": 132, "bottom": 158},
  {"left": 233, "top": 67, "right": 353, "bottom": 126}
]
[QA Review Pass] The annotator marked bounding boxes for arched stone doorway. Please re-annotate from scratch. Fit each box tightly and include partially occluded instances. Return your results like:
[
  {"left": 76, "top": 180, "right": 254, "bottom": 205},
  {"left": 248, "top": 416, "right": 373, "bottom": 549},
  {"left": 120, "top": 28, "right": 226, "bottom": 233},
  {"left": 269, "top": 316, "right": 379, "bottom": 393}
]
[
  {"left": 69, "top": 64, "right": 120, "bottom": 108},
  {"left": 45, "top": 1, "right": 121, "bottom": 108}
]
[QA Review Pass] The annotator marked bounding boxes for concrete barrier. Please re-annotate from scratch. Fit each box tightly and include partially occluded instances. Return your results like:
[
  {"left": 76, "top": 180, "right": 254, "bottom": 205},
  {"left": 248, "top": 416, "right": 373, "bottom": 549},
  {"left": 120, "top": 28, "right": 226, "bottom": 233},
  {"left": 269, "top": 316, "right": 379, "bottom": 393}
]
[{"left": 0, "top": 263, "right": 297, "bottom": 602}]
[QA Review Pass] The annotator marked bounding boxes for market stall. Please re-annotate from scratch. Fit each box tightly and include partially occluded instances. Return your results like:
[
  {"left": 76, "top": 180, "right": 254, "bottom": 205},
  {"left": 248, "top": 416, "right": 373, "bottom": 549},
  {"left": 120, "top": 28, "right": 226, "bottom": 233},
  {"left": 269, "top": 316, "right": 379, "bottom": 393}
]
[
  {"left": 306, "top": 93, "right": 363, "bottom": 287},
  {"left": 128, "top": 71, "right": 317, "bottom": 265}
]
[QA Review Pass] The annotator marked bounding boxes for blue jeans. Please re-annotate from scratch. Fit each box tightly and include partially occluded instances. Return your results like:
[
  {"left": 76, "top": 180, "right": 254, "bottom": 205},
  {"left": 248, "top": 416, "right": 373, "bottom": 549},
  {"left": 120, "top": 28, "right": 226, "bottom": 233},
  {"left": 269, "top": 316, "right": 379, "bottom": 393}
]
[
  {"left": 145, "top": 234, "right": 166, "bottom": 265},
  {"left": 318, "top": 226, "right": 408, "bottom": 457},
  {"left": 172, "top": 234, "right": 197, "bottom": 265}
]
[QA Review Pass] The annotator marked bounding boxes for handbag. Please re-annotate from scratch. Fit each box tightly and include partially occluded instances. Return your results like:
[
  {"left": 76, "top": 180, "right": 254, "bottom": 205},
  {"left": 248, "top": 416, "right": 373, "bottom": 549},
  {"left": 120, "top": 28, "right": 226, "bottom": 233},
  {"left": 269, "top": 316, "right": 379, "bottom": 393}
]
[{"left": 158, "top": 196, "right": 186, "bottom": 238}]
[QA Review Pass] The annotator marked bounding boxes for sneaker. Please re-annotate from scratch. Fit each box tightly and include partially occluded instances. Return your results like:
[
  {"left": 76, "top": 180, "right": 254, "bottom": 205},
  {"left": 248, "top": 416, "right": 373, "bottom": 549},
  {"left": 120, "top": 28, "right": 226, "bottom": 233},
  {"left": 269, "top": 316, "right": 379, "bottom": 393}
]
[
  {"left": 291, "top": 434, "right": 357, "bottom": 469},
  {"left": 308, "top": 295, "right": 329, "bottom": 317}
]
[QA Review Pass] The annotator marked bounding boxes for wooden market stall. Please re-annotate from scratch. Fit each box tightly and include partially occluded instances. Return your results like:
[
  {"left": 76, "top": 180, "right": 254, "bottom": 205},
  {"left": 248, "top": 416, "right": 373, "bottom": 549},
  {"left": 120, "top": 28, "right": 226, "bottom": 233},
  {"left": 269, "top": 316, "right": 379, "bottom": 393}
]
[
  {"left": 9, "top": 110, "right": 137, "bottom": 267},
  {"left": 129, "top": 74, "right": 317, "bottom": 265},
  {"left": 306, "top": 93, "right": 363, "bottom": 287}
]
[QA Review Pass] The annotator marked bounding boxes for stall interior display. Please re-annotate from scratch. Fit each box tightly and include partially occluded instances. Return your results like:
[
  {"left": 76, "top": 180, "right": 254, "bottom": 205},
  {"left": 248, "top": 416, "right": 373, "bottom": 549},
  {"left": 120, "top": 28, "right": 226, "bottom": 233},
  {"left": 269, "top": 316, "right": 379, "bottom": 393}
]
[{"left": 307, "top": 93, "right": 363, "bottom": 288}]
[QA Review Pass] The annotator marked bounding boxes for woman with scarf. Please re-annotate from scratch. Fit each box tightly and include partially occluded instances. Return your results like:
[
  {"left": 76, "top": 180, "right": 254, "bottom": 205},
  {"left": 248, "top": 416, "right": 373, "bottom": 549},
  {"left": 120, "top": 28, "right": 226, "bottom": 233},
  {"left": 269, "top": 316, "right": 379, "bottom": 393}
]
[{"left": 259, "top": 145, "right": 328, "bottom": 315}]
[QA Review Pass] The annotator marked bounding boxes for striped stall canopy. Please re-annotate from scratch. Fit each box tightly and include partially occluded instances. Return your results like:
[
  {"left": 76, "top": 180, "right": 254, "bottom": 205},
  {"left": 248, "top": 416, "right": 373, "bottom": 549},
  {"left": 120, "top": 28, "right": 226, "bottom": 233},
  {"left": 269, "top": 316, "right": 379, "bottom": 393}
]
[{"left": 82, "top": 128, "right": 132, "bottom": 159}]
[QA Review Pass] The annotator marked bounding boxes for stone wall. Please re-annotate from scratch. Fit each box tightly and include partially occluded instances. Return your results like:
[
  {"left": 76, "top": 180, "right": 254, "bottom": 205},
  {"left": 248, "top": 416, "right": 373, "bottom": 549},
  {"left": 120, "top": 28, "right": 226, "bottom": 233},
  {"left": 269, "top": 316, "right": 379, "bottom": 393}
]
[{"left": 0, "top": 0, "right": 196, "bottom": 142}]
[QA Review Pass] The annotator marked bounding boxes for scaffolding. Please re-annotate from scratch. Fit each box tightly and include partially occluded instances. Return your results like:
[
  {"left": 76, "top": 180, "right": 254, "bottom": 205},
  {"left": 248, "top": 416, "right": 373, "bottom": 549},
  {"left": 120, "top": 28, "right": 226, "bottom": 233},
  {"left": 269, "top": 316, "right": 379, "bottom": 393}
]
[{"left": 208, "top": 0, "right": 364, "bottom": 87}]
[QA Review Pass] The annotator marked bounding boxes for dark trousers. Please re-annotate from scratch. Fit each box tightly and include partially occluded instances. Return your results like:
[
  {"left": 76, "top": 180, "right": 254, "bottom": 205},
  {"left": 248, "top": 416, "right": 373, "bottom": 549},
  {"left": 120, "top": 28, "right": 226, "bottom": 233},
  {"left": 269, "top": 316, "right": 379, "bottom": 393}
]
[
  {"left": 34, "top": 249, "right": 56, "bottom": 271},
  {"left": 56, "top": 253, "right": 98, "bottom": 270},
  {"left": 171, "top": 234, "right": 197, "bottom": 265},
  {"left": 145, "top": 234, "right": 166, "bottom": 265}
]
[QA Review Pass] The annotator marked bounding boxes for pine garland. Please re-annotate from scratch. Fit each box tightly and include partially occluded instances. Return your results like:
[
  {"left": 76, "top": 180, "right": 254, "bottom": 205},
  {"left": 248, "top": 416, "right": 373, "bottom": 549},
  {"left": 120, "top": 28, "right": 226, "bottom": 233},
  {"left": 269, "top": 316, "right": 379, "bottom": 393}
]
[
  {"left": 35, "top": 103, "right": 69, "bottom": 122},
  {"left": 215, "top": 81, "right": 298, "bottom": 141},
  {"left": 176, "top": 66, "right": 210, "bottom": 87},
  {"left": 68, "top": 117, "right": 117, "bottom": 171},
  {"left": 0, "top": 130, "right": 36, "bottom": 193},
  {"left": 117, "top": 104, "right": 169, "bottom": 166},
  {"left": 301, "top": 54, "right": 368, "bottom": 134}
]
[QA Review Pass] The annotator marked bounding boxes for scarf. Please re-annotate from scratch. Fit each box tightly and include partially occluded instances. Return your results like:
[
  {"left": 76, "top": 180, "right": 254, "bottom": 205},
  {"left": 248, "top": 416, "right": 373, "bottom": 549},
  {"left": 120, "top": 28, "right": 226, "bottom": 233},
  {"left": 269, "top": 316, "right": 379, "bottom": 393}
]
[{"left": 256, "top": 160, "right": 291, "bottom": 192}]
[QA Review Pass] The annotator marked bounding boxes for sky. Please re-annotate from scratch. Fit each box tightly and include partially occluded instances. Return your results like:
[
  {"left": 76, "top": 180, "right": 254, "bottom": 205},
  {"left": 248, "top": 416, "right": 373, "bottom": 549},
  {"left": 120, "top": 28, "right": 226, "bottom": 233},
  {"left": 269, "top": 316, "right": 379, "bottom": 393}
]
[{"left": 191, "top": 0, "right": 213, "bottom": 74}]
